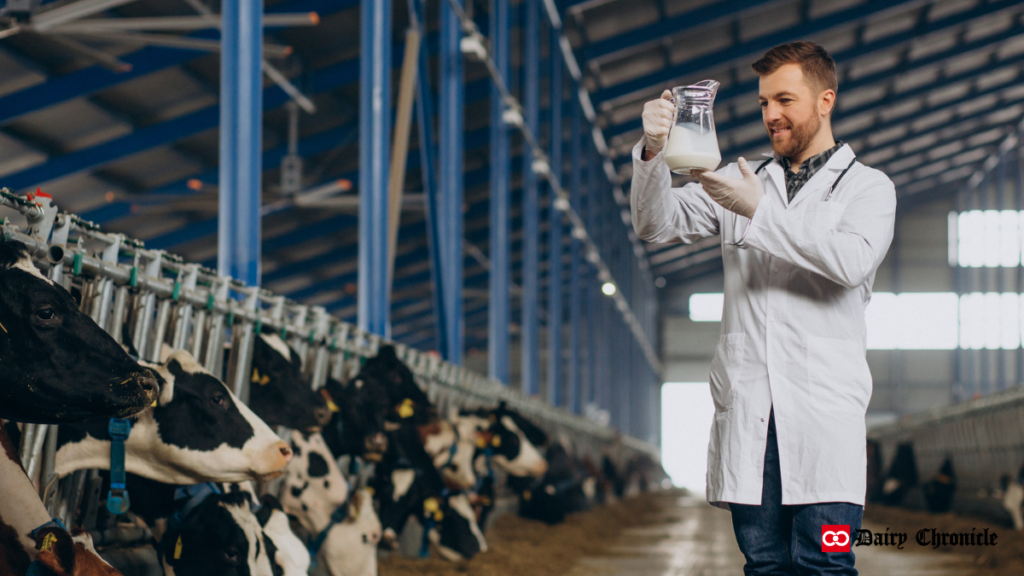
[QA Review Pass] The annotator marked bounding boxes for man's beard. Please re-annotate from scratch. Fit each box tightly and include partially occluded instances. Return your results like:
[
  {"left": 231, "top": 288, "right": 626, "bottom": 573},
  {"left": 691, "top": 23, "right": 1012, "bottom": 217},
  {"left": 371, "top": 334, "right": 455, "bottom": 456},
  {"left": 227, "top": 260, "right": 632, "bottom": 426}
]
[{"left": 768, "top": 112, "right": 820, "bottom": 159}]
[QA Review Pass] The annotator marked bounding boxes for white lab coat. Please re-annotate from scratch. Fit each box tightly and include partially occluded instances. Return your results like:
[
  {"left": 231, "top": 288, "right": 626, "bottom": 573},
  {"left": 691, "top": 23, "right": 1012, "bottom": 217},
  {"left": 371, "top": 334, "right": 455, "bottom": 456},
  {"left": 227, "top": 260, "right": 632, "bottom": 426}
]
[{"left": 631, "top": 137, "right": 896, "bottom": 509}]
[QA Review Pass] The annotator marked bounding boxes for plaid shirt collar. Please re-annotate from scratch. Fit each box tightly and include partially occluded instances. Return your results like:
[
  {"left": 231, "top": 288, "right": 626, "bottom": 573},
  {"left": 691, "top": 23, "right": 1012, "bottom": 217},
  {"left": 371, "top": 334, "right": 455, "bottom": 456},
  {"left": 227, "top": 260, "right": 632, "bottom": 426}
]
[{"left": 778, "top": 141, "right": 845, "bottom": 203}]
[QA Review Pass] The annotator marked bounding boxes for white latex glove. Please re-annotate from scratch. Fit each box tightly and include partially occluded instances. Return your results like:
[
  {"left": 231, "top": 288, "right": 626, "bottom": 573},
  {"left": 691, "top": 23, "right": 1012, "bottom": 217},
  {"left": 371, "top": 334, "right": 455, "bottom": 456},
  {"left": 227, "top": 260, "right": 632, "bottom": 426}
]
[
  {"left": 641, "top": 89, "right": 675, "bottom": 154},
  {"left": 694, "top": 157, "right": 765, "bottom": 219}
]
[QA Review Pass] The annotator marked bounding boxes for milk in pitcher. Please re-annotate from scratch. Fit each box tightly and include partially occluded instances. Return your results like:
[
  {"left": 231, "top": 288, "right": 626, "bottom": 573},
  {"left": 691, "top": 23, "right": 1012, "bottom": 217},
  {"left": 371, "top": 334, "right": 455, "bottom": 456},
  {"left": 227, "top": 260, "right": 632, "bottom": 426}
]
[{"left": 664, "top": 123, "right": 721, "bottom": 175}]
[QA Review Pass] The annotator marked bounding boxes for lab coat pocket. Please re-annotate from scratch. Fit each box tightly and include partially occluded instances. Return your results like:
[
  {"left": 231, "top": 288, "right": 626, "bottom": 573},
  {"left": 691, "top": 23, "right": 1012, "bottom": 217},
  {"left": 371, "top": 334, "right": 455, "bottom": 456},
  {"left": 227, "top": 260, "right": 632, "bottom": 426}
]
[
  {"left": 806, "top": 201, "right": 847, "bottom": 230},
  {"left": 806, "top": 335, "right": 872, "bottom": 413},
  {"left": 708, "top": 333, "right": 746, "bottom": 413}
]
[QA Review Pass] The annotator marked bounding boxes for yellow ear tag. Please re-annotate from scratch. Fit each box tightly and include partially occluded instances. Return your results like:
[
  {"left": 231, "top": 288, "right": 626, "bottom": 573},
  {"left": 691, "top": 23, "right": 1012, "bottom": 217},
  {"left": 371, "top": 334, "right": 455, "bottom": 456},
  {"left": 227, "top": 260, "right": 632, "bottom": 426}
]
[
  {"left": 251, "top": 367, "right": 261, "bottom": 383},
  {"left": 174, "top": 535, "right": 183, "bottom": 559},
  {"left": 151, "top": 399, "right": 158, "bottom": 408},
  {"left": 325, "top": 398, "right": 340, "bottom": 412},
  {"left": 475, "top": 435, "right": 487, "bottom": 448},
  {"left": 423, "top": 497, "right": 439, "bottom": 514},
  {"left": 491, "top": 436, "right": 501, "bottom": 448},
  {"left": 523, "top": 490, "right": 532, "bottom": 501},
  {"left": 259, "top": 374, "right": 269, "bottom": 385},
  {"left": 434, "top": 510, "right": 444, "bottom": 521},
  {"left": 365, "top": 486, "right": 375, "bottom": 496},
  {"left": 397, "top": 398, "right": 414, "bottom": 419},
  {"left": 40, "top": 532, "right": 57, "bottom": 552}
]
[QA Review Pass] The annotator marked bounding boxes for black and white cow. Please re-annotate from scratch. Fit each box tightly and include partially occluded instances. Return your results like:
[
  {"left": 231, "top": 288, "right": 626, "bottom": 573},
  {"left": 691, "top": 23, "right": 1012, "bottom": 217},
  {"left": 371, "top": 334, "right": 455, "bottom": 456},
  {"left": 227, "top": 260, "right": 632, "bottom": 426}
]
[
  {"left": 508, "top": 440, "right": 589, "bottom": 525},
  {"left": 279, "top": 431, "right": 349, "bottom": 536},
  {"left": 1001, "top": 461, "right": 1024, "bottom": 530},
  {"left": 248, "top": 331, "right": 330, "bottom": 432},
  {"left": 470, "top": 403, "right": 549, "bottom": 479},
  {"left": 881, "top": 442, "right": 918, "bottom": 506},
  {"left": 922, "top": 457, "right": 956, "bottom": 513},
  {"left": 253, "top": 494, "right": 310, "bottom": 576},
  {"left": 0, "top": 239, "right": 158, "bottom": 423},
  {"left": 55, "top": 349, "right": 292, "bottom": 484}
]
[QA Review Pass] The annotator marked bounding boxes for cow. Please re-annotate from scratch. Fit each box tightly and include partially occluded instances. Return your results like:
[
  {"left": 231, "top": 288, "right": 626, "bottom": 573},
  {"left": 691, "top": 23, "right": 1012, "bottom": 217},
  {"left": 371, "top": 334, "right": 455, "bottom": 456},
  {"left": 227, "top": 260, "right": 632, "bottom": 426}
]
[
  {"left": 0, "top": 426, "right": 123, "bottom": 576},
  {"left": 54, "top": 349, "right": 292, "bottom": 485},
  {"left": 922, "top": 457, "right": 956, "bottom": 513},
  {"left": 0, "top": 239, "right": 158, "bottom": 424},
  {"left": 248, "top": 331, "right": 331, "bottom": 432},
  {"left": 320, "top": 345, "right": 433, "bottom": 462},
  {"left": 508, "top": 440, "right": 589, "bottom": 525},
  {"left": 1001, "top": 462, "right": 1024, "bottom": 530},
  {"left": 316, "top": 489, "right": 381, "bottom": 576},
  {"left": 421, "top": 415, "right": 487, "bottom": 490},
  {"left": 160, "top": 490, "right": 274, "bottom": 576},
  {"left": 279, "top": 431, "right": 349, "bottom": 536},
  {"left": 469, "top": 403, "right": 549, "bottom": 478},
  {"left": 881, "top": 442, "right": 918, "bottom": 506}
]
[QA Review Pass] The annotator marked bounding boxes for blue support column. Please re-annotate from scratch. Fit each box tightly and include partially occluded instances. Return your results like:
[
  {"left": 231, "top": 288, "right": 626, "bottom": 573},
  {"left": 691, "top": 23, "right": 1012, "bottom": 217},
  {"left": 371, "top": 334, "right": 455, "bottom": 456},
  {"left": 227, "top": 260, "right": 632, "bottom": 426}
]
[
  {"left": 568, "top": 91, "right": 582, "bottom": 414},
  {"left": 218, "top": 0, "right": 263, "bottom": 286},
  {"left": 440, "top": 0, "right": 464, "bottom": 364},
  {"left": 546, "top": 28, "right": 563, "bottom": 407},
  {"left": 358, "top": 0, "right": 391, "bottom": 336},
  {"left": 585, "top": 135, "right": 600, "bottom": 412},
  {"left": 413, "top": 0, "right": 445, "bottom": 354},
  {"left": 489, "top": 0, "right": 511, "bottom": 382},
  {"left": 521, "top": 0, "right": 540, "bottom": 396}
]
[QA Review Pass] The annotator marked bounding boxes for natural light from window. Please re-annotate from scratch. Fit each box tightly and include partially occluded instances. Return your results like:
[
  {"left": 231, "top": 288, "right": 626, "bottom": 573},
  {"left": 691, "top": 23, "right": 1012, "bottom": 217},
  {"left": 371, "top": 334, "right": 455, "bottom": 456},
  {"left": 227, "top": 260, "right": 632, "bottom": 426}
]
[
  {"left": 661, "top": 382, "right": 715, "bottom": 493},
  {"left": 952, "top": 210, "right": 1024, "bottom": 267},
  {"left": 687, "top": 291, "right": 1024, "bottom": 350}
]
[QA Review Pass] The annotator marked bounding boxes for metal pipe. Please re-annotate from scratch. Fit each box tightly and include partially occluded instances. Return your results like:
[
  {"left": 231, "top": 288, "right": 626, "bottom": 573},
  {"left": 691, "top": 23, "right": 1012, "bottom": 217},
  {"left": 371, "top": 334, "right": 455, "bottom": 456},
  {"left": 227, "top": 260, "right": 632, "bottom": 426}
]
[
  {"left": 358, "top": 0, "right": 392, "bottom": 337},
  {"left": 44, "top": 13, "right": 318, "bottom": 32},
  {"left": 218, "top": 0, "right": 264, "bottom": 287},
  {"left": 25, "top": 424, "right": 49, "bottom": 482},
  {"left": 150, "top": 299, "right": 173, "bottom": 362},
  {"left": 440, "top": 0, "right": 464, "bottom": 364}
]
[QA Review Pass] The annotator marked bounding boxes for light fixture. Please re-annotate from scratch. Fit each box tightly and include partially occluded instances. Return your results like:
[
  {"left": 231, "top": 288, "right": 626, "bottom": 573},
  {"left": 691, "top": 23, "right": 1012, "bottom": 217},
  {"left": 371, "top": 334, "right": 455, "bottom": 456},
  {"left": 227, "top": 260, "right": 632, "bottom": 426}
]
[{"left": 602, "top": 282, "right": 616, "bottom": 296}]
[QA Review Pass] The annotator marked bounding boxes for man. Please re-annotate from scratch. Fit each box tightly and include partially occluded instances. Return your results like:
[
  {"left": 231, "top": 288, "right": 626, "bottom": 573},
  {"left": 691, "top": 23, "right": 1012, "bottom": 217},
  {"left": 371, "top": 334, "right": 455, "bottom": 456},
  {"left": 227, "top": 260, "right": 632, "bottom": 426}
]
[{"left": 631, "top": 41, "right": 896, "bottom": 575}]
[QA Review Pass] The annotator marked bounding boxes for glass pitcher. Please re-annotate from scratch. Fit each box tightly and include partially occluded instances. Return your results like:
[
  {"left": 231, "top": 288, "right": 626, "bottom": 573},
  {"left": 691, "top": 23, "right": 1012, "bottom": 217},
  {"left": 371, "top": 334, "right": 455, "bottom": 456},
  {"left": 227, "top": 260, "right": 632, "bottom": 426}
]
[{"left": 664, "top": 80, "right": 721, "bottom": 175}]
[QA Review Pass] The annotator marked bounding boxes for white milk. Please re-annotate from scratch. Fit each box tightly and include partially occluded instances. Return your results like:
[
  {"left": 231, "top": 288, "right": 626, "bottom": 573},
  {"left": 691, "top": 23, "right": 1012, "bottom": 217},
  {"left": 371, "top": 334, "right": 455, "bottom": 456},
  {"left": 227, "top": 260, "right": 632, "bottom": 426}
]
[{"left": 664, "top": 123, "right": 721, "bottom": 175}]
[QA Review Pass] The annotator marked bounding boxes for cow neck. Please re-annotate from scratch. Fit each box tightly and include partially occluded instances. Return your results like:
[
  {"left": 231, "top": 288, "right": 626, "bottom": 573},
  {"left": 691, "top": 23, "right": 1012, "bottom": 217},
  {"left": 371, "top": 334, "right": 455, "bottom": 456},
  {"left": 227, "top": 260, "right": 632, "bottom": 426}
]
[{"left": 0, "top": 425, "right": 56, "bottom": 567}]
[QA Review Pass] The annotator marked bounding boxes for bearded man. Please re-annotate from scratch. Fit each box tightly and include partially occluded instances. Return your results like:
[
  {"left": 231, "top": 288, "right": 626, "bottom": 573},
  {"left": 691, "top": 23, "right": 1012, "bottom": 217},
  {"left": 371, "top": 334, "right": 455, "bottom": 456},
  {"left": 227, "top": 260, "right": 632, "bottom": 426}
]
[{"left": 631, "top": 41, "right": 896, "bottom": 575}]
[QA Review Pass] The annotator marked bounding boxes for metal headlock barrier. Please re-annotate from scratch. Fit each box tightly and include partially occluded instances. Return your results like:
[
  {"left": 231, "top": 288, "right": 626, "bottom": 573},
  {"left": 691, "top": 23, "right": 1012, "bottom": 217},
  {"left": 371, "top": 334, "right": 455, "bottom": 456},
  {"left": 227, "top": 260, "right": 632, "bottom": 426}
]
[
  {"left": 1, "top": 188, "right": 659, "bottom": 534},
  {"left": 868, "top": 386, "right": 1024, "bottom": 506}
]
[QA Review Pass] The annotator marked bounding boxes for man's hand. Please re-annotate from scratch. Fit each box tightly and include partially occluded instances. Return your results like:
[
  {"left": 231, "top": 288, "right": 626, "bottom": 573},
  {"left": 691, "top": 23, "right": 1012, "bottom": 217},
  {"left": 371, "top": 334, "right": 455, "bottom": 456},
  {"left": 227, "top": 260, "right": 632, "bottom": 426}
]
[
  {"left": 694, "top": 157, "right": 765, "bottom": 219},
  {"left": 641, "top": 90, "right": 674, "bottom": 160}
]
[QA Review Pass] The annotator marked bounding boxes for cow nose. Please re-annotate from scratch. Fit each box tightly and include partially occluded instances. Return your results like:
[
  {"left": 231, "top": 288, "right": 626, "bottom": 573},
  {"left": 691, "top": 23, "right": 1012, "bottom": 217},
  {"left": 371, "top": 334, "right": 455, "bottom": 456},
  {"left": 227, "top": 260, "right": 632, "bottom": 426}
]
[
  {"left": 280, "top": 444, "right": 293, "bottom": 460},
  {"left": 137, "top": 370, "right": 159, "bottom": 396},
  {"left": 313, "top": 406, "right": 332, "bottom": 426}
]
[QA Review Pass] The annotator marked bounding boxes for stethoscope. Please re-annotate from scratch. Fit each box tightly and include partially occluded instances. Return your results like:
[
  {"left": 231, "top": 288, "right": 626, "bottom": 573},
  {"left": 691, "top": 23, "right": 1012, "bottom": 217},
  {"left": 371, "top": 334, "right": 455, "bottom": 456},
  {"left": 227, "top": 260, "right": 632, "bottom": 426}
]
[{"left": 755, "top": 156, "right": 857, "bottom": 202}]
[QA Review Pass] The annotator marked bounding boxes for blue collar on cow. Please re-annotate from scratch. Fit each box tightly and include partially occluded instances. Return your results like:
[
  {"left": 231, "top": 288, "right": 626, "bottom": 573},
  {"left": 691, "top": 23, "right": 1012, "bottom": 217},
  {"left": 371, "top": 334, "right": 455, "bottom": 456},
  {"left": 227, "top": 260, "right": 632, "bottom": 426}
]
[
  {"left": 167, "top": 482, "right": 223, "bottom": 531},
  {"left": 307, "top": 479, "right": 354, "bottom": 562},
  {"left": 419, "top": 494, "right": 448, "bottom": 558},
  {"left": 106, "top": 418, "right": 132, "bottom": 515},
  {"left": 473, "top": 447, "right": 495, "bottom": 494}
]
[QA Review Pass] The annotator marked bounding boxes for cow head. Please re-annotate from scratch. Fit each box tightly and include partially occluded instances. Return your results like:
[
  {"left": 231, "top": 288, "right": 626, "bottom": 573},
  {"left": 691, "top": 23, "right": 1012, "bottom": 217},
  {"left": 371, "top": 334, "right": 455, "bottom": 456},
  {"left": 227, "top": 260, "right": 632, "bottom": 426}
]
[
  {"left": 248, "top": 332, "right": 330, "bottom": 432},
  {"left": 280, "top": 430, "right": 349, "bottom": 535},
  {"left": 364, "top": 345, "right": 435, "bottom": 424},
  {"left": 30, "top": 527, "right": 120, "bottom": 576},
  {"left": 421, "top": 417, "right": 482, "bottom": 490},
  {"left": 320, "top": 489, "right": 380, "bottom": 576},
  {"left": 161, "top": 491, "right": 274, "bottom": 576},
  {"left": 55, "top": 349, "right": 292, "bottom": 484},
  {"left": 0, "top": 240, "right": 158, "bottom": 423},
  {"left": 320, "top": 374, "right": 390, "bottom": 461},
  {"left": 254, "top": 494, "right": 311, "bottom": 576},
  {"left": 472, "top": 403, "right": 548, "bottom": 477},
  {"left": 429, "top": 493, "right": 488, "bottom": 561}
]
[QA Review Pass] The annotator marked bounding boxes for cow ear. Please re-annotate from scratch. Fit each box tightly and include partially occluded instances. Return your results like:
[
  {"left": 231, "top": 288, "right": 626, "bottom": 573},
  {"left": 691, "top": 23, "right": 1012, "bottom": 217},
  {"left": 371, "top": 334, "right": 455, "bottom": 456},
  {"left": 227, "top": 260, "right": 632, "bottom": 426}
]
[{"left": 33, "top": 527, "right": 76, "bottom": 574}]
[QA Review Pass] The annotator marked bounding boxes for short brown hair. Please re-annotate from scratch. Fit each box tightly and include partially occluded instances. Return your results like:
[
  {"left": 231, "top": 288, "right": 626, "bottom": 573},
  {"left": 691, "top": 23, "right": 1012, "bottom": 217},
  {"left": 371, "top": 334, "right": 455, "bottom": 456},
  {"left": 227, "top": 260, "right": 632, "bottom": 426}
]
[{"left": 752, "top": 41, "right": 837, "bottom": 95}]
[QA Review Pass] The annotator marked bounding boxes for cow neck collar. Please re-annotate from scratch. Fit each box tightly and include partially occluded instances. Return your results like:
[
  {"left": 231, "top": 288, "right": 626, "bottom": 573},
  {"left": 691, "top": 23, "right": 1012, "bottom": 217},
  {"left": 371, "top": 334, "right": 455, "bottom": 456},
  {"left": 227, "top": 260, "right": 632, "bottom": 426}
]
[
  {"left": 106, "top": 418, "right": 132, "bottom": 516},
  {"left": 167, "top": 482, "right": 223, "bottom": 531}
]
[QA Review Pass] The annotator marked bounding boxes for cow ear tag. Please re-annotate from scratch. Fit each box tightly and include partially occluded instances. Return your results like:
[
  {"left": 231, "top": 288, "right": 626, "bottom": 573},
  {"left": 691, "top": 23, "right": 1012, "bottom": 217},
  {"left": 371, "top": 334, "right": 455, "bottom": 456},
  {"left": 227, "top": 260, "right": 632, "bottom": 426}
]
[
  {"left": 320, "top": 389, "right": 341, "bottom": 412},
  {"left": 39, "top": 532, "right": 57, "bottom": 552},
  {"left": 397, "top": 398, "right": 415, "bottom": 419},
  {"left": 523, "top": 489, "right": 532, "bottom": 501},
  {"left": 251, "top": 368, "right": 270, "bottom": 385},
  {"left": 475, "top": 435, "right": 487, "bottom": 448},
  {"left": 491, "top": 435, "right": 501, "bottom": 447},
  {"left": 173, "top": 535, "right": 183, "bottom": 560}
]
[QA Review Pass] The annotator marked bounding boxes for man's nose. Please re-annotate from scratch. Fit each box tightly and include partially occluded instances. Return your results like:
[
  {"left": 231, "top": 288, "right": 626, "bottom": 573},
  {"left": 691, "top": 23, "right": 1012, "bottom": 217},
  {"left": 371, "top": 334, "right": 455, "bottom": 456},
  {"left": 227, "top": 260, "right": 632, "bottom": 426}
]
[{"left": 763, "top": 103, "right": 782, "bottom": 123}]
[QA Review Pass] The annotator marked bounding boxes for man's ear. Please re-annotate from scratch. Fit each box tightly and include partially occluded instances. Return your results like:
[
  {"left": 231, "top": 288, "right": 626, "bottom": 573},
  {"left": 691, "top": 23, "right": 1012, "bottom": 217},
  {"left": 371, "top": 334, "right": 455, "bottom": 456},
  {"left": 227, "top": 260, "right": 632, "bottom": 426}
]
[{"left": 819, "top": 89, "right": 836, "bottom": 117}]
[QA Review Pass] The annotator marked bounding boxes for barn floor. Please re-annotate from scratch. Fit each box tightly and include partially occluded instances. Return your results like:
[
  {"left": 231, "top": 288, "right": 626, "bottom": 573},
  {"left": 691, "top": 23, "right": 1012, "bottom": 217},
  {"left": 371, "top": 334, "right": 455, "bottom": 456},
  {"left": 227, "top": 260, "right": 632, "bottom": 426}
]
[{"left": 380, "top": 490, "right": 1024, "bottom": 576}]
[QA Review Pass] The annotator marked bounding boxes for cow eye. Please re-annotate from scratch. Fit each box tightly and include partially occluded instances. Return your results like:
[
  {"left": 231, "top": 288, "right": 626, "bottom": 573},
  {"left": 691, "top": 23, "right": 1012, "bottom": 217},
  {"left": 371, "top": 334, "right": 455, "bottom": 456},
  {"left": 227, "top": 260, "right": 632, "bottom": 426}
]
[
  {"left": 210, "top": 394, "right": 227, "bottom": 407},
  {"left": 222, "top": 548, "right": 239, "bottom": 563},
  {"left": 32, "top": 306, "right": 59, "bottom": 325}
]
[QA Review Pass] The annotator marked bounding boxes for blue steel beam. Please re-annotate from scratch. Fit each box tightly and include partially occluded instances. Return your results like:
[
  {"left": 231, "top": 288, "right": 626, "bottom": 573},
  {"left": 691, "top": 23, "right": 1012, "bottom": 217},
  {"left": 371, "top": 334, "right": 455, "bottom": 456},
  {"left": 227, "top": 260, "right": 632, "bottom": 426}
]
[
  {"left": 489, "top": 0, "right": 511, "bottom": 384},
  {"left": 358, "top": 0, "right": 391, "bottom": 336},
  {"left": 547, "top": 21, "right": 563, "bottom": 407},
  {"left": 218, "top": 0, "right": 263, "bottom": 286},
  {"left": 593, "top": 0, "right": 983, "bottom": 106},
  {"left": 0, "top": 0, "right": 349, "bottom": 127},
  {"left": 521, "top": 0, "right": 541, "bottom": 396},
  {"left": 414, "top": 0, "right": 446, "bottom": 357},
  {"left": 439, "top": 0, "right": 464, "bottom": 364}
]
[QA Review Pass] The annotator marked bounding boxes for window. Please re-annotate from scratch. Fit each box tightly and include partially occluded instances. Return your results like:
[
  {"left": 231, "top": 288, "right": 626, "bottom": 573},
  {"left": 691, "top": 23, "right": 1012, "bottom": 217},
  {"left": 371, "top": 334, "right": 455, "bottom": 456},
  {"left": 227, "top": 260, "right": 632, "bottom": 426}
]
[{"left": 951, "top": 210, "right": 1024, "bottom": 267}]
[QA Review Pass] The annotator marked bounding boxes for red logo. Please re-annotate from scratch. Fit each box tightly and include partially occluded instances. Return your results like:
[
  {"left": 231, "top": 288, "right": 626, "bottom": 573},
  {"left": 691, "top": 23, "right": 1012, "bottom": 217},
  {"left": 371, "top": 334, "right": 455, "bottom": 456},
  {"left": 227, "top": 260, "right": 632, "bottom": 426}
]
[{"left": 822, "top": 525, "right": 851, "bottom": 552}]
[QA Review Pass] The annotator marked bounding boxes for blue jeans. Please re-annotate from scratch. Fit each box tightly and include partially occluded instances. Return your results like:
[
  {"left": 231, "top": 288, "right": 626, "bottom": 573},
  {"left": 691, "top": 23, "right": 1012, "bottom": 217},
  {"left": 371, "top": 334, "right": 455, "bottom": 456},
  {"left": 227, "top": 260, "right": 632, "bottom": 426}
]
[{"left": 730, "top": 406, "right": 863, "bottom": 576}]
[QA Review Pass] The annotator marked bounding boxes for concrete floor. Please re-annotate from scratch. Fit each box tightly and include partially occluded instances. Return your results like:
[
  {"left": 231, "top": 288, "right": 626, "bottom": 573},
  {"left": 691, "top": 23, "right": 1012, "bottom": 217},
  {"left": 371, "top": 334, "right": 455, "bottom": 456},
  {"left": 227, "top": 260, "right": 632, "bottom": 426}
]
[{"left": 567, "top": 494, "right": 974, "bottom": 576}]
